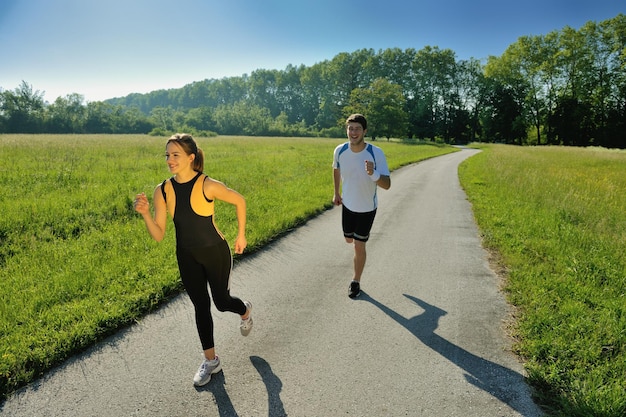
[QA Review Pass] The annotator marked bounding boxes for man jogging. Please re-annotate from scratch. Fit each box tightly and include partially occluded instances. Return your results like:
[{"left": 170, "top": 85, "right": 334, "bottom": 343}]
[{"left": 332, "top": 114, "right": 391, "bottom": 298}]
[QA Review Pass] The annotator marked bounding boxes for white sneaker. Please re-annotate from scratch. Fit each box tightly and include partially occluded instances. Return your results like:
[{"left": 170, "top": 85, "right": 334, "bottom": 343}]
[
  {"left": 239, "top": 301, "right": 253, "bottom": 336},
  {"left": 193, "top": 356, "right": 222, "bottom": 386}
]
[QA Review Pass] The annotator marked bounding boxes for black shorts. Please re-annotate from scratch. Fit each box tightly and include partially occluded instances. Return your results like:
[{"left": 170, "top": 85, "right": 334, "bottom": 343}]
[{"left": 342, "top": 205, "right": 377, "bottom": 242}]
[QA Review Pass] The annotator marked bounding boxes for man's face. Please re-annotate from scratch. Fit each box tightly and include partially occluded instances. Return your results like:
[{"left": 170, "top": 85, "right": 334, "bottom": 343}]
[{"left": 347, "top": 122, "right": 366, "bottom": 146}]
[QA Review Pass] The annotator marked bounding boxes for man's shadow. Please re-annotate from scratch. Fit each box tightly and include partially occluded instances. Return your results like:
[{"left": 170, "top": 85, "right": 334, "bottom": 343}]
[
  {"left": 197, "top": 356, "right": 287, "bottom": 417},
  {"left": 358, "top": 291, "right": 538, "bottom": 416}
]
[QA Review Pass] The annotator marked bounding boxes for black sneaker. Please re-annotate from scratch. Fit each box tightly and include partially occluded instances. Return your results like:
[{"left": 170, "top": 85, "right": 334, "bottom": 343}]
[{"left": 348, "top": 281, "right": 361, "bottom": 298}]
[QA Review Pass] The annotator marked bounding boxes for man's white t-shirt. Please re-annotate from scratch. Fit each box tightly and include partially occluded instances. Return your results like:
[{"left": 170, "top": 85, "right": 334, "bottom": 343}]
[{"left": 333, "top": 142, "right": 389, "bottom": 213}]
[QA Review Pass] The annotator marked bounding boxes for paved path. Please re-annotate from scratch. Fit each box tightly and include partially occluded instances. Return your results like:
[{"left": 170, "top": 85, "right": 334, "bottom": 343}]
[{"left": 1, "top": 148, "right": 543, "bottom": 416}]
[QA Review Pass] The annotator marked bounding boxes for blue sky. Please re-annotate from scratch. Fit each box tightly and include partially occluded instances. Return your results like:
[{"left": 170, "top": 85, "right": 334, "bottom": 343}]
[{"left": 0, "top": 0, "right": 622, "bottom": 103}]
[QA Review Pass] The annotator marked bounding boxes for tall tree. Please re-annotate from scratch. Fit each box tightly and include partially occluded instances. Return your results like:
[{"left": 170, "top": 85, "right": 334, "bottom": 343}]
[
  {"left": 321, "top": 49, "right": 376, "bottom": 128},
  {"left": 410, "top": 46, "right": 458, "bottom": 140},
  {"left": 212, "top": 101, "right": 272, "bottom": 136},
  {"left": 300, "top": 62, "right": 325, "bottom": 127},
  {"left": 0, "top": 81, "right": 45, "bottom": 133},
  {"left": 275, "top": 64, "right": 305, "bottom": 123},
  {"left": 480, "top": 77, "right": 527, "bottom": 144},
  {"left": 345, "top": 78, "right": 408, "bottom": 140},
  {"left": 484, "top": 50, "right": 530, "bottom": 144},
  {"left": 504, "top": 35, "right": 550, "bottom": 144},
  {"left": 248, "top": 69, "right": 280, "bottom": 117},
  {"left": 602, "top": 14, "right": 626, "bottom": 147},
  {"left": 46, "top": 93, "right": 86, "bottom": 133},
  {"left": 455, "top": 58, "right": 487, "bottom": 142}
]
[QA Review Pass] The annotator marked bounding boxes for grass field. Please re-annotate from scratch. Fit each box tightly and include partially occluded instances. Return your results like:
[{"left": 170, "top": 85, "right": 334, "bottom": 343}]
[
  {"left": 0, "top": 134, "right": 455, "bottom": 399},
  {"left": 459, "top": 144, "right": 626, "bottom": 417},
  {"left": 4, "top": 136, "right": 624, "bottom": 416}
]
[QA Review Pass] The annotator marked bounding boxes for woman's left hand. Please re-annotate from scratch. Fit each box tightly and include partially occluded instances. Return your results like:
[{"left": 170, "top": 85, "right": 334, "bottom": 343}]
[{"left": 234, "top": 234, "right": 247, "bottom": 254}]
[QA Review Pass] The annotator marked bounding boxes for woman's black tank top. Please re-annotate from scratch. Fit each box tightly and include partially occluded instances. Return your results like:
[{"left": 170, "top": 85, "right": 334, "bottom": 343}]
[{"left": 165, "top": 172, "right": 224, "bottom": 249}]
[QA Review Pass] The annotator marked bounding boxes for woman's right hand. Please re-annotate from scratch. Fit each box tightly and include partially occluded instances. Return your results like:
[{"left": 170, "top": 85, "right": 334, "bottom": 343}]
[{"left": 133, "top": 192, "right": 149, "bottom": 215}]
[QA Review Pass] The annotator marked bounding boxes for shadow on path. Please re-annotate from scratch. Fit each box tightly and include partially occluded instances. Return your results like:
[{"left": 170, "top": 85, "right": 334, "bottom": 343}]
[
  {"left": 197, "top": 372, "right": 239, "bottom": 417},
  {"left": 358, "top": 291, "right": 537, "bottom": 416},
  {"left": 195, "top": 356, "right": 286, "bottom": 417},
  {"left": 251, "top": 356, "right": 287, "bottom": 417}
]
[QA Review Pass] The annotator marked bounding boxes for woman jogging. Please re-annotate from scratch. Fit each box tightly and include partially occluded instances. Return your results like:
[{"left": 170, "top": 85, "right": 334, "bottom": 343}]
[{"left": 133, "top": 133, "right": 253, "bottom": 387}]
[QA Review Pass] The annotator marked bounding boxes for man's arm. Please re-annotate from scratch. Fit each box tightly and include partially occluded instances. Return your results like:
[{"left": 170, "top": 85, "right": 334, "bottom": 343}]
[
  {"left": 375, "top": 174, "right": 391, "bottom": 190},
  {"left": 333, "top": 168, "right": 342, "bottom": 205}
]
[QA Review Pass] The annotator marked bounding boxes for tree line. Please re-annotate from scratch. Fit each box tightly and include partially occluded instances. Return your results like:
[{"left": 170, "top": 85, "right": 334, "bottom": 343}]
[{"left": 1, "top": 14, "right": 624, "bottom": 148}]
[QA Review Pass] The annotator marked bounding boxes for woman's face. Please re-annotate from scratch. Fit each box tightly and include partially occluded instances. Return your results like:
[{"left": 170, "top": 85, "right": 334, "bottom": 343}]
[{"left": 165, "top": 141, "right": 194, "bottom": 175}]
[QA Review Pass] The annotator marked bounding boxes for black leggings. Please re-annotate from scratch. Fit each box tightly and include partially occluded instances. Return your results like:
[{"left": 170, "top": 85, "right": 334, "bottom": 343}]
[{"left": 176, "top": 239, "right": 246, "bottom": 350}]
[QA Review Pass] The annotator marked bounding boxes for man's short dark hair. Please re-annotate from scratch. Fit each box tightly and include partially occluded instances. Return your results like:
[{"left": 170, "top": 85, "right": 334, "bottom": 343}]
[{"left": 346, "top": 114, "right": 367, "bottom": 130}]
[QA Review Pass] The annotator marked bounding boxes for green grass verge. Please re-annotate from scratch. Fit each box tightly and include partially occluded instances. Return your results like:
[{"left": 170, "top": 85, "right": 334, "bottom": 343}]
[
  {"left": 0, "top": 134, "right": 456, "bottom": 399},
  {"left": 459, "top": 144, "right": 626, "bottom": 417}
]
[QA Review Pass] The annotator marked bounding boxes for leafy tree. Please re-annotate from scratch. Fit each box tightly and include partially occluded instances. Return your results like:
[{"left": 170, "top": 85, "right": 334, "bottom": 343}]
[
  {"left": 184, "top": 106, "right": 216, "bottom": 132},
  {"left": 498, "top": 35, "right": 550, "bottom": 144},
  {"left": 0, "top": 81, "right": 45, "bottom": 133},
  {"left": 549, "top": 96, "right": 594, "bottom": 146},
  {"left": 269, "top": 111, "right": 310, "bottom": 136},
  {"left": 367, "top": 47, "right": 415, "bottom": 95},
  {"left": 248, "top": 69, "right": 280, "bottom": 117},
  {"left": 275, "top": 64, "right": 306, "bottom": 124},
  {"left": 319, "top": 49, "right": 376, "bottom": 129},
  {"left": 410, "top": 46, "right": 458, "bottom": 140},
  {"left": 456, "top": 58, "right": 488, "bottom": 142},
  {"left": 484, "top": 51, "right": 530, "bottom": 144},
  {"left": 480, "top": 78, "right": 526, "bottom": 144},
  {"left": 299, "top": 63, "right": 325, "bottom": 127},
  {"left": 45, "top": 93, "right": 86, "bottom": 133},
  {"left": 120, "top": 107, "right": 154, "bottom": 134},
  {"left": 536, "top": 31, "right": 562, "bottom": 144},
  {"left": 0, "top": 89, "right": 4, "bottom": 132},
  {"left": 212, "top": 101, "right": 272, "bottom": 136},
  {"left": 150, "top": 106, "right": 176, "bottom": 132},
  {"left": 84, "top": 101, "right": 135, "bottom": 133},
  {"left": 345, "top": 78, "right": 408, "bottom": 140},
  {"left": 582, "top": 18, "right": 625, "bottom": 146}
]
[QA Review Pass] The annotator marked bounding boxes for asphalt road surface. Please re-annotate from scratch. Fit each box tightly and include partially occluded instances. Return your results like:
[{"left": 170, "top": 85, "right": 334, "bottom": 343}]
[{"left": 1, "top": 148, "right": 543, "bottom": 417}]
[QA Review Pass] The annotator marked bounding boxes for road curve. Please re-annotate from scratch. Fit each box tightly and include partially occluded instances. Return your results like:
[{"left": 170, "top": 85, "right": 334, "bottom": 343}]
[{"left": 1, "top": 148, "right": 543, "bottom": 417}]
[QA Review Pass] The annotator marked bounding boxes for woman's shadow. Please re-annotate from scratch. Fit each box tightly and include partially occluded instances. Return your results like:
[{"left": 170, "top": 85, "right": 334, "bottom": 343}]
[
  {"left": 250, "top": 356, "right": 287, "bottom": 417},
  {"left": 198, "top": 356, "right": 287, "bottom": 417},
  {"left": 357, "top": 291, "right": 540, "bottom": 416}
]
